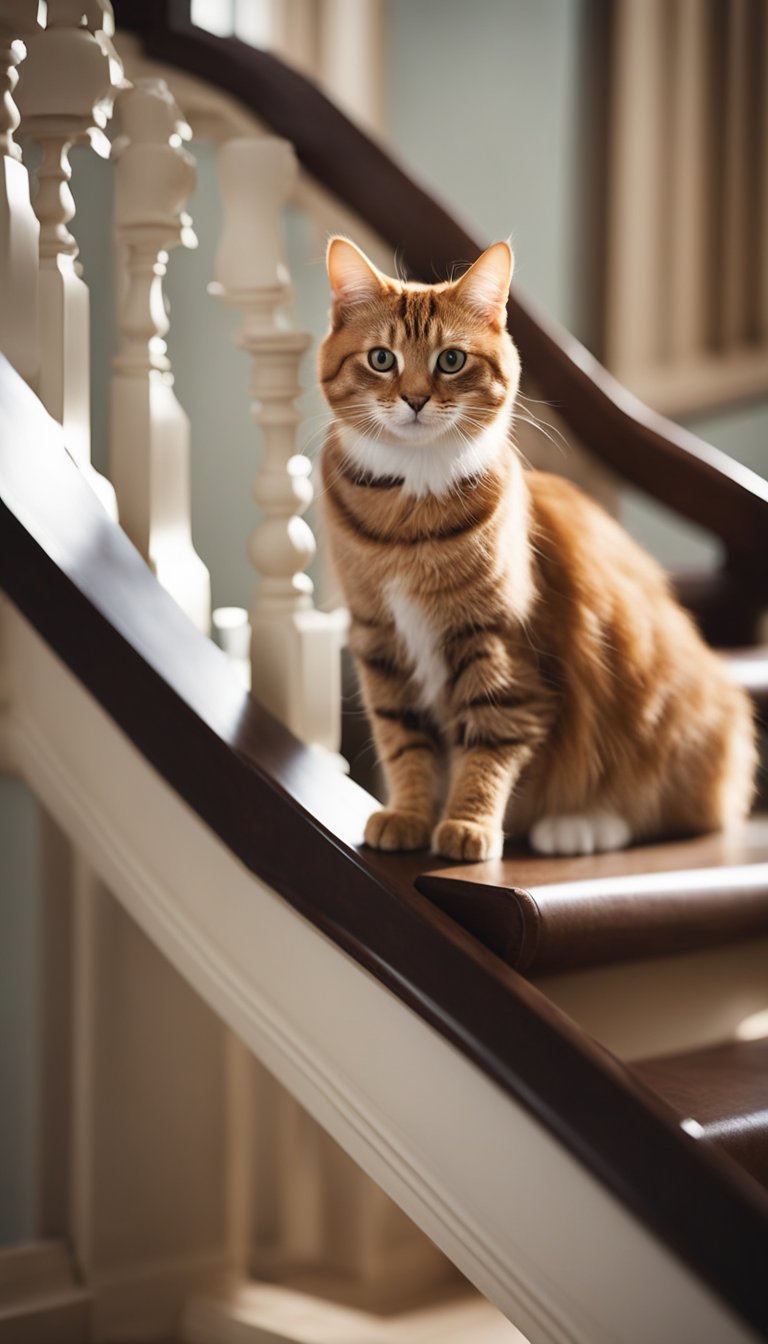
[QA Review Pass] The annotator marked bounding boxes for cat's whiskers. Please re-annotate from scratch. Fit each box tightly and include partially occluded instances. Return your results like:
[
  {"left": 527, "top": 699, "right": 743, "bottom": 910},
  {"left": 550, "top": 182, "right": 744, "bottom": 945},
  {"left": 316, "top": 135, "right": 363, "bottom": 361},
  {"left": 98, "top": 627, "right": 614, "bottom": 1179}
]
[
  {"left": 299, "top": 403, "right": 373, "bottom": 460},
  {"left": 511, "top": 407, "right": 570, "bottom": 461},
  {"left": 517, "top": 390, "right": 571, "bottom": 444},
  {"left": 301, "top": 422, "right": 337, "bottom": 459},
  {"left": 311, "top": 410, "right": 391, "bottom": 504},
  {"left": 304, "top": 401, "right": 384, "bottom": 462},
  {"left": 446, "top": 402, "right": 538, "bottom": 473}
]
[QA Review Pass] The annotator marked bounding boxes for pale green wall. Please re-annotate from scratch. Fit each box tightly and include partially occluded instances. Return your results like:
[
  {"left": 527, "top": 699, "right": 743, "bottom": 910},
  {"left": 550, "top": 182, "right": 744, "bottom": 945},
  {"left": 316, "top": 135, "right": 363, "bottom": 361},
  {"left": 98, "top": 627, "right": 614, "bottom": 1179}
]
[
  {"left": 689, "top": 400, "right": 768, "bottom": 480},
  {"left": 622, "top": 401, "right": 768, "bottom": 571},
  {"left": 389, "top": 0, "right": 586, "bottom": 333}
]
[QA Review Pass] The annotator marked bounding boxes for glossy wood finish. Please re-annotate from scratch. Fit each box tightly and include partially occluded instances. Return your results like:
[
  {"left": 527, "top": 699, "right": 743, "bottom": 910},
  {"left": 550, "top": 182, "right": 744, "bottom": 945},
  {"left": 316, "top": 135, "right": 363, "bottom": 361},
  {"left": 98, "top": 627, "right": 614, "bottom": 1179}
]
[
  {"left": 673, "top": 571, "right": 768, "bottom": 650},
  {"left": 418, "top": 820, "right": 768, "bottom": 973},
  {"left": 113, "top": 0, "right": 768, "bottom": 642},
  {"left": 633, "top": 1037, "right": 768, "bottom": 1194},
  {"left": 2, "top": 357, "right": 768, "bottom": 1335}
]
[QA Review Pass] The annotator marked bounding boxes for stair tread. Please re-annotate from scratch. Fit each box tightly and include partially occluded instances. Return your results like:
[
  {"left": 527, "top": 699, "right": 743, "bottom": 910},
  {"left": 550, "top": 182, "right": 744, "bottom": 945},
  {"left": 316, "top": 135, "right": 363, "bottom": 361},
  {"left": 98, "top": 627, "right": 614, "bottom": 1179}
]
[
  {"left": 632, "top": 1036, "right": 768, "bottom": 1192},
  {"left": 416, "top": 815, "right": 768, "bottom": 973}
]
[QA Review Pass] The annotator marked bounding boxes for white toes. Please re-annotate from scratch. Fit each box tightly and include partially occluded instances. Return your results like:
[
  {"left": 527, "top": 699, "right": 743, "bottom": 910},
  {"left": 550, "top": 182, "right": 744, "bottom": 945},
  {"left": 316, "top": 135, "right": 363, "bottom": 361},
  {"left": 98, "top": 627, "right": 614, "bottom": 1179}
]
[
  {"left": 528, "top": 817, "right": 560, "bottom": 855},
  {"left": 592, "top": 811, "right": 632, "bottom": 852},
  {"left": 529, "top": 810, "right": 631, "bottom": 857}
]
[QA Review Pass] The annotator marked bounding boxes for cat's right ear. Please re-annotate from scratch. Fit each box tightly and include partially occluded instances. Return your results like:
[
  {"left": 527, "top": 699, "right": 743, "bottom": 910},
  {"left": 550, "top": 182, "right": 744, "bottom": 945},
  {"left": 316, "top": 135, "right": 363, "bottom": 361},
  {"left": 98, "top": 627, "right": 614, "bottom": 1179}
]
[{"left": 327, "top": 237, "right": 388, "bottom": 313}]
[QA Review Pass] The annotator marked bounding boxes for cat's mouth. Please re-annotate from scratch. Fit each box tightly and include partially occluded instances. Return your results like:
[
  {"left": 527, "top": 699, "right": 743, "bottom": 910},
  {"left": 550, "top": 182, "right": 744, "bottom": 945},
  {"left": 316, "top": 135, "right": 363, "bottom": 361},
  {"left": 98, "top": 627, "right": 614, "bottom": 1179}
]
[
  {"left": 388, "top": 419, "right": 442, "bottom": 444},
  {"left": 386, "top": 409, "right": 458, "bottom": 443}
]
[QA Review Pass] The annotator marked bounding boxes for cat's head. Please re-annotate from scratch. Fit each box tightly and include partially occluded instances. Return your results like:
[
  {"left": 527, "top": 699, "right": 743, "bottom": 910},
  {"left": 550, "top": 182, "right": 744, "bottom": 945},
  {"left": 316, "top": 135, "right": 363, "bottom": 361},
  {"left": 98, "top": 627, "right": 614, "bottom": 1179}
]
[{"left": 318, "top": 238, "right": 520, "bottom": 493}]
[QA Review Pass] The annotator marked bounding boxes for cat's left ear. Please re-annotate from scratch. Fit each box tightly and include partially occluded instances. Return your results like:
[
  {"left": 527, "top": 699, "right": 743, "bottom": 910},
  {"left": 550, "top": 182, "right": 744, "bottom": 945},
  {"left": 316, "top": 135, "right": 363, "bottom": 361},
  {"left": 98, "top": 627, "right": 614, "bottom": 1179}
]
[
  {"left": 452, "top": 241, "right": 514, "bottom": 324},
  {"left": 326, "top": 236, "right": 389, "bottom": 311}
]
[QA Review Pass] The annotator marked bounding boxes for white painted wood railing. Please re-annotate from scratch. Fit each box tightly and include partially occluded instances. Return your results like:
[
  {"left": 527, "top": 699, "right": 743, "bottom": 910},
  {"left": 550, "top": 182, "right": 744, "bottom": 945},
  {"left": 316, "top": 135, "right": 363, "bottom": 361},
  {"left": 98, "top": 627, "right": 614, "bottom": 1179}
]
[
  {"left": 0, "top": 8, "right": 455, "bottom": 1342},
  {"left": 210, "top": 135, "right": 345, "bottom": 752},
  {"left": 15, "top": 0, "right": 119, "bottom": 516},
  {"left": 0, "top": 1, "right": 38, "bottom": 389},
  {"left": 5, "top": 3, "right": 343, "bottom": 740},
  {"left": 111, "top": 77, "right": 210, "bottom": 632}
]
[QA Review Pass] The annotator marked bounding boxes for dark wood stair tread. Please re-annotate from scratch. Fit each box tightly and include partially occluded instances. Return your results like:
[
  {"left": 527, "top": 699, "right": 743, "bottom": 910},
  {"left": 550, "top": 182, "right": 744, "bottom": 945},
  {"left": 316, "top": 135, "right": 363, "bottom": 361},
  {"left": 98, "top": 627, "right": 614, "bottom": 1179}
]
[
  {"left": 416, "top": 816, "right": 768, "bottom": 973},
  {"left": 632, "top": 1036, "right": 768, "bottom": 1193}
]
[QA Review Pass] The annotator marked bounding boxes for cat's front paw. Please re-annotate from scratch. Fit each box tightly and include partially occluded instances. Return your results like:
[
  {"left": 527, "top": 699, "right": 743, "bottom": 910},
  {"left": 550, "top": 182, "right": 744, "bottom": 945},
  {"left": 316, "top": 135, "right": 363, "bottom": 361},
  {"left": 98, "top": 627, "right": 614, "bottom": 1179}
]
[
  {"left": 364, "top": 809, "right": 432, "bottom": 852},
  {"left": 432, "top": 819, "right": 504, "bottom": 862}
]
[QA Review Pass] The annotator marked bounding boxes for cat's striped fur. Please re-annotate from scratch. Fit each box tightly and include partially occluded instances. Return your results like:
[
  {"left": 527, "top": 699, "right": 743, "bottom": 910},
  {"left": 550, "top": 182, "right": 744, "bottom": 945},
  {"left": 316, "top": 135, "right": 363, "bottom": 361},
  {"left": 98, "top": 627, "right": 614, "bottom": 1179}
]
[{"left": 318, "top": 238, "right": 757, "bottom": 860}]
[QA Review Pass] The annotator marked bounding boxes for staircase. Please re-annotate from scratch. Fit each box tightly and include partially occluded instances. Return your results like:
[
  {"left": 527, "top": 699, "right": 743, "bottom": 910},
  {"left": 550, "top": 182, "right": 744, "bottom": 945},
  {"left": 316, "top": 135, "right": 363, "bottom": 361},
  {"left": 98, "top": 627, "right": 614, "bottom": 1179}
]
[{"left": 1, "top": 4, "right": 768, "bottom": 1343}]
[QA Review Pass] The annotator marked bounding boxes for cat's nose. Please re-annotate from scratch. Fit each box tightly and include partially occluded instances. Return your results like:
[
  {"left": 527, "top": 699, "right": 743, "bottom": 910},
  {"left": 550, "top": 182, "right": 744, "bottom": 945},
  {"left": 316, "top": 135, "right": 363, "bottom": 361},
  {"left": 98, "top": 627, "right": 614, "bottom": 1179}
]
[{"left": 402, "top": 394, "right": 429, "bottom": 413}]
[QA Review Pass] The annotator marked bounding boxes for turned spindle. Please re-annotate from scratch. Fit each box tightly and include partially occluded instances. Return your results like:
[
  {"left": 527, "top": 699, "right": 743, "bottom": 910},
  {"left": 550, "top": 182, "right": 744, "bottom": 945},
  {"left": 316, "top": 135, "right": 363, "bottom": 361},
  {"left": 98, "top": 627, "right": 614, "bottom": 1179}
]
[
  {"left": 16, "top": 0, "right": 123, "bottom": 515},
  {"left": 211, "top": 136, "right": 344, "bottom": 752},
  {"left": 0, "top": 1, "right": 40, "bottom": 386},
  {"left": 111, "top": 78, "right": 210, "bottom": 632}
]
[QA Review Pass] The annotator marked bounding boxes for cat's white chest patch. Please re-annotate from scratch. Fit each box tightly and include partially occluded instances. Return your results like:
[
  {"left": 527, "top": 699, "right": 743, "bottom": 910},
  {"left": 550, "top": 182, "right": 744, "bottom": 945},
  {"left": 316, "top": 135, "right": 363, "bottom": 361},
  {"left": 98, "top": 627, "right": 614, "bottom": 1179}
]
[{"left": 386, "top": 582, "right": 446, "bottom": 710}]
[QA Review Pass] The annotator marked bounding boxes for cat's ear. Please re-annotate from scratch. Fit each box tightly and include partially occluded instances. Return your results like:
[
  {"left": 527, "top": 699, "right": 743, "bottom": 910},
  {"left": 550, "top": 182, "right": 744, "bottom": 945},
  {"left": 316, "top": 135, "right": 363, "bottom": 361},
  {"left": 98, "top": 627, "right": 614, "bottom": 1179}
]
[
  {"left": 452, "top": 242, "right": 514, "bottom": 324},
  {"left": 327, "top": 237, "right": 389, "bottom": 311}
]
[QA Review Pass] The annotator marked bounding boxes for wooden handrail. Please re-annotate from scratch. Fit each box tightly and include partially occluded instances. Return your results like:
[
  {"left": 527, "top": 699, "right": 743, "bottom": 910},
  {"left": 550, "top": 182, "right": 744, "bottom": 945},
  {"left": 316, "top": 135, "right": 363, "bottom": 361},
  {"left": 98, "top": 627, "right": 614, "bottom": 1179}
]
[
  {"left": 2, "top": 355, "right": 768, "bottom": 1335},
  {"left": 113, "top": 1, "right": 768, "bottom": 612}
]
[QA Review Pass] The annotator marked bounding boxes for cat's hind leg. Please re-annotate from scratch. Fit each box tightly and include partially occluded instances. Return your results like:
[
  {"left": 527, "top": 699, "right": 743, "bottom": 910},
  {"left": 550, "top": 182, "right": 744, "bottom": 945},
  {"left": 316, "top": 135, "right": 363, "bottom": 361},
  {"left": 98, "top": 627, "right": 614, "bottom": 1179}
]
[{"left": 529, "top": 809, "right": 631, "bottom": 856}]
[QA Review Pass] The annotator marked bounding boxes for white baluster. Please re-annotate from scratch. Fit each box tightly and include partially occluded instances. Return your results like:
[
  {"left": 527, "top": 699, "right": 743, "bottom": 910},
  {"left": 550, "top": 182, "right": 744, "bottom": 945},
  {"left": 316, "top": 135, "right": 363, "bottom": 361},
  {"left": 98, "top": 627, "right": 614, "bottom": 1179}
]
[
  {"left": 0, "top": 1, "right": 39, "bottom": 386},
  {"left": 211, "top": 136, "right": 345, "bottom": 753},
  {"left": 15, "top": 0, "right": 122, "bottom": 516},
  {"left": 110, "top": 79, "right": 210, "bottom": 633}
]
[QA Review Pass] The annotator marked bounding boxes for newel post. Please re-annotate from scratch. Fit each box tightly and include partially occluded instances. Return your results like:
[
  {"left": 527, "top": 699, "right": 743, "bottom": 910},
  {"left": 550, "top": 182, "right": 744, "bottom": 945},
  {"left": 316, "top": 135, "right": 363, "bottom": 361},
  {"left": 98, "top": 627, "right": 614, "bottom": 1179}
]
[
  {"left": 15, "top": 0, "right": 122, "bottom": 516},
  {"left": 210, "top": 136, "right": 345, "bottom": 752},
  {"left": 110, "top": 79, "right": 210, "bottom": 633}
]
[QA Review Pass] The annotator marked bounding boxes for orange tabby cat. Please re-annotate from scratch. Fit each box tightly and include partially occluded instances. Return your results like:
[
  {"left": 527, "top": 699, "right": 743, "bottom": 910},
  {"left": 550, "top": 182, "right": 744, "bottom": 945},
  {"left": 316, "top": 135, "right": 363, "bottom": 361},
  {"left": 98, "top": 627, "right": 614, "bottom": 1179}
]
[{"left": 318, "top": 237, "right": 756, "bottom": 861}]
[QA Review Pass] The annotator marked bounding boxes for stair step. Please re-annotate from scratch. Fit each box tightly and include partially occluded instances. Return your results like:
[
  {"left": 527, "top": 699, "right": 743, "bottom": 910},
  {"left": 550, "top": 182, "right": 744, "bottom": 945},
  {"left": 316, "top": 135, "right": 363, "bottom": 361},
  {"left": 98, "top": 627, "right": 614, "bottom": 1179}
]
[
  {"left": 416, "top": 815, "right": 768, "bottom": 973},
  {"left": 0, "top": 1293, "right": 89, "bottom": 1344},
  {"left": 631, "top": 1036, "right": 768, "bottom": 1193},
  {"left": 183, "top": 1283, "right": 527, "bottom": 1343},
  {"left": 0, "top": 1242, "right": 89, "bottom": 1344}
]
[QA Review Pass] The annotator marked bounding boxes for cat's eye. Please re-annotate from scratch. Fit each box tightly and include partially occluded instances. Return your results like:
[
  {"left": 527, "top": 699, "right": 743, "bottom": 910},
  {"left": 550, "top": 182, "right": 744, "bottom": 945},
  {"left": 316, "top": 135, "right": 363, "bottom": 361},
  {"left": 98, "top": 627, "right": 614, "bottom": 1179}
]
[
  {"left": 436, "top": 348, "right": 467, "bottom": 374},
  {"left": 368, "top": 347, "right": 396, "bottom": 372}
]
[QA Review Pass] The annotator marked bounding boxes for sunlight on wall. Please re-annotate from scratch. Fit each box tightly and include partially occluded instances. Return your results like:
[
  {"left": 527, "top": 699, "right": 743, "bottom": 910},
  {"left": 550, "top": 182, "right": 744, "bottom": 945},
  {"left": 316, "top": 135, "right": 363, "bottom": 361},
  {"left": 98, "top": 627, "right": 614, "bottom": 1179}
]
[{"left": 191, "top": 0, "right": 273, "bottom": 44}]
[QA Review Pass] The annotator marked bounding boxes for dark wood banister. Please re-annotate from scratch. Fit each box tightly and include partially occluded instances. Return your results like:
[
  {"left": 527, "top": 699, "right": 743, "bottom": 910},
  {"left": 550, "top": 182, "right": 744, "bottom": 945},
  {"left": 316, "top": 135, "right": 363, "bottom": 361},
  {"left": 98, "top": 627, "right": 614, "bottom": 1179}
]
[
  {"left": 113, "top": 0, "right": 768, "bottom": 630},
  {"left": 2, "top": 357, "right": 768, "bottom": 1336}
]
